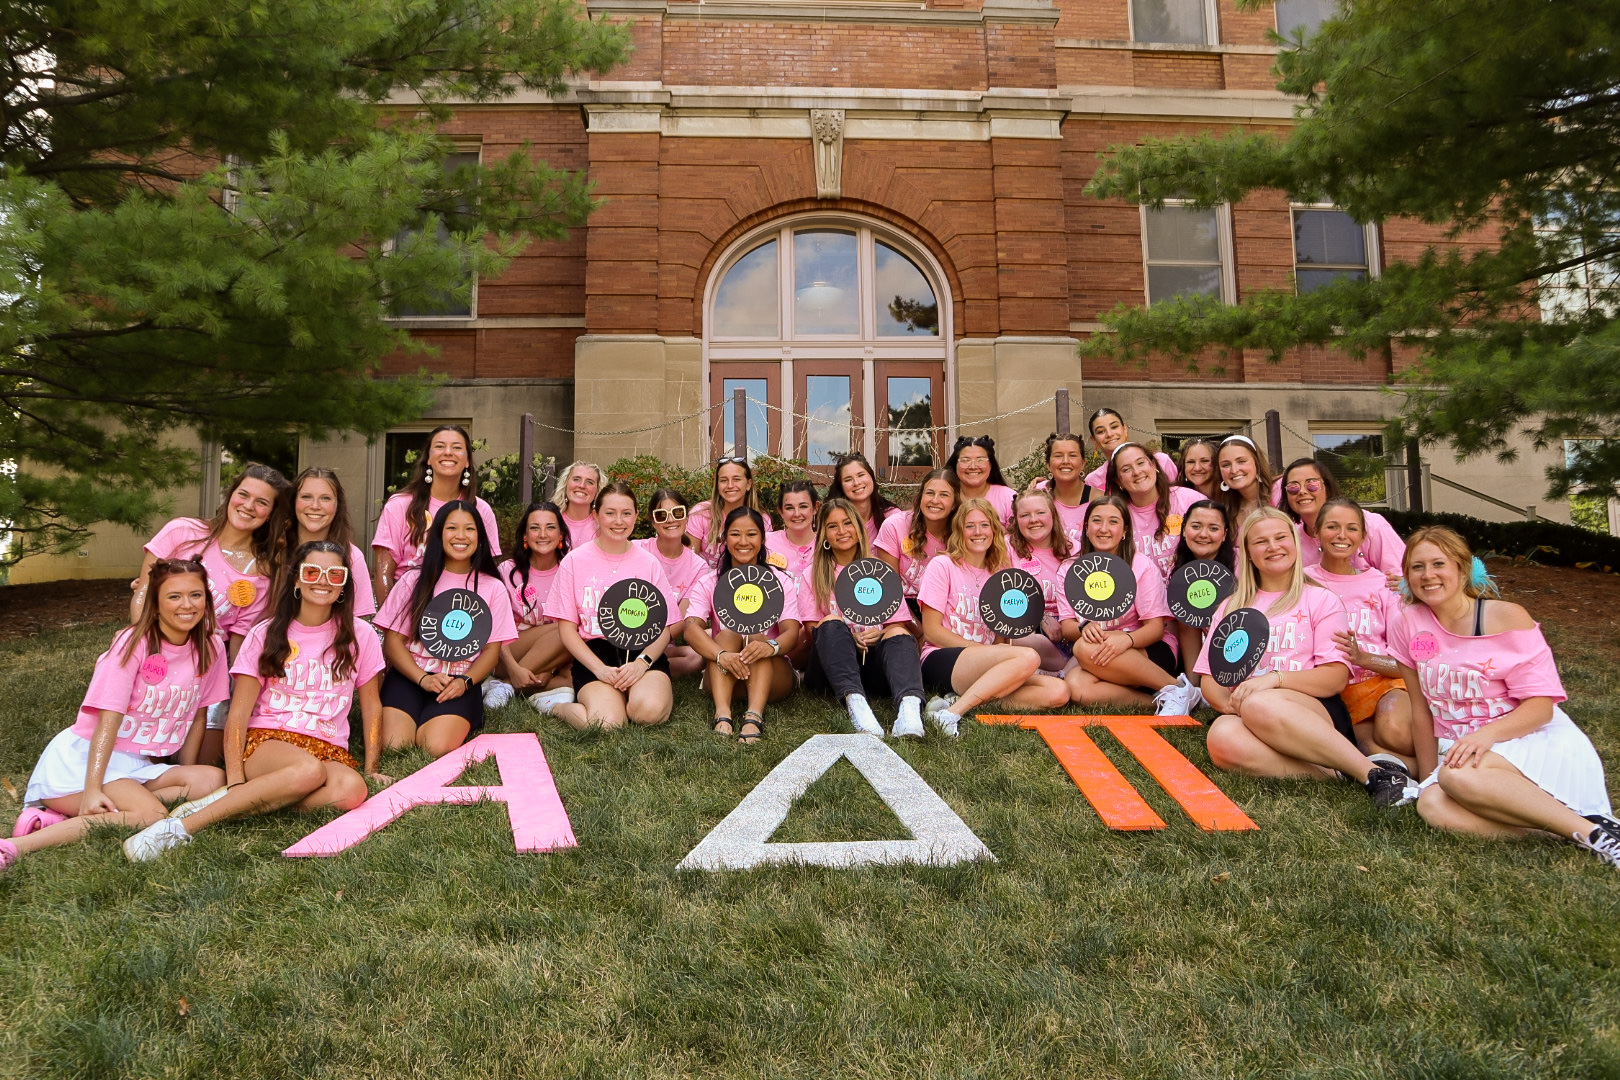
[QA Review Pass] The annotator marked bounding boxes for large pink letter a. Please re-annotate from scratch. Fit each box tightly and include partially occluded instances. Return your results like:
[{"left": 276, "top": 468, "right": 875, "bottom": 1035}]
[{"left": 282, "top": 733, "right": 577, "bottom": 857}]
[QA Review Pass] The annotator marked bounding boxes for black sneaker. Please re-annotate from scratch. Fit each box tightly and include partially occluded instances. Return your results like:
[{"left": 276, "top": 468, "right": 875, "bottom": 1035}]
[
  {"left": 1364, "top": 766, "right": 1416, "bottom": 809},
  {"left": 1367, "top": 753, "right": 1414, "bottom": 780},
  {"left": 1574, "top": 817, "right": 1620, "bottom": 870}
]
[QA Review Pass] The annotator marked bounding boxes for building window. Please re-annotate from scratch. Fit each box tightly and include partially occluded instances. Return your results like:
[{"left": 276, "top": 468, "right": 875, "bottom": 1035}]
[
  {"left": 390, "top": 149, "right": 480, "bottom": 319},
  {"left": 1292, "top": 207, "right": 1377, "bottom": 294},
  {"left": 707, "top": 219, "right": 949, "bottom": 478},
  {"left": 1312, "top": 428, "right": 1387, "bottom": 505},
  {"left": 1131, "top": 0, "right": 1217, "bottom": 45},
  {"left": 1537, "top": 209, "right": 1619, "bottom": 322},
  {"left": 1274, "top": 0, "right": 1335, "bottom": 42},
  {"left": 1143, "top": 203, "right": 1231, "bottom": 305},
  {"left": 1155, "top": 424, "right": 1246, "bottom": 454}
]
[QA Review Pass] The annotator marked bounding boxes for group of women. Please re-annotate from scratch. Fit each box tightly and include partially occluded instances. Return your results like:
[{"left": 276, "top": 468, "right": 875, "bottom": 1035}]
[{"left": 6, "top": 410, "right": 1617, "bottom": 873}]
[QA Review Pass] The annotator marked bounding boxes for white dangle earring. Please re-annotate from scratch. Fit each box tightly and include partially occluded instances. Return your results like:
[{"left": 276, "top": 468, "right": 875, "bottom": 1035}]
[
  {"left": 461, "top": 467, "right": 472, "bottom": 487},
  {"left": 1219, "top": 481, "right": 1230, "bottom": 492},
  {"left": 425, "top": 465, "right": 434, "bottom": 482}
]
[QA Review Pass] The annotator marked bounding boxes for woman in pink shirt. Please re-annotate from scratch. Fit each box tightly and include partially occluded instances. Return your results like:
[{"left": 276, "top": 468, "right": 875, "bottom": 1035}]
[
  {"left": 1167, "top": 499, "right": 1234, "bottom": 679},
  {"left": 122, "top": 541, "right": 391, "bottom": 860},
  {"left": 1083, "top": 409, "right": 1179, "bottom": 494},
  {"left": 553, "top": 460, "right": 604, "bottom": 549},
  {"left": 687, "top": 457, "right": 772, "bottom": 567},
  {"left": 945, "top": 435, "right": 1017, "bottom": 523},
  {"left": 271, "top": 467, "right": 377, "bottom": 619},
  {"left": 634, "top": 488, "right": 709, "bottom": 678},
  {"left": 1005, "top": 485, "right": 1073, "bottom": 676},
  {"left": 1105, "top": 442, "right": 1204, "bottom": 583},
  {"left": 765, "top": 480, "right": 820, "bottom": 578},
  {"left": 1195, "top": 508, "right": 1413, "bottom": 807},
  {"left": 917, "top": 499, "right": 1069, "bottom": 736},
  {"left": 684, "top": 507, "right": 803, "bottom": 744},
  {"left": 544, "top": 483, "right": 681, "bottom": 732},
  {"left": 374, "top": 501, "right": 517, "bottom": 758},
  {"left": 1176, "top": 436, "right": 1221, "bottom": 500},
  {"left": 370, "top": 424, "right": 502, "bottom": 605},
  {"left": 1280, "top": 458, "right": 1406, "bottom": 582},
  {"left": 493, "top": 501, "right": 575, "bottom": 715},
  {"left": 825, "top": 451, "right": 902, "bottom": 543},
  {"left": 6, "top": 560, "right": 228, "bottom": 867},
  {"left": 1389, "top": 526, "right": 1618, "bottom": 867},
  {"left": 1040, "top": 432, "right": 1090, "bottom": 549},
  {"left": 873, "top": 467, "right": 957, "bottom": 611},
  {"left": 1216, "top": 434, "right": 1275, "bottom": 528}
]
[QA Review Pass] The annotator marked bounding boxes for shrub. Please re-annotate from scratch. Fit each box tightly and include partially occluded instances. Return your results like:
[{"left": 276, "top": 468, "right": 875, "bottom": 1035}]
[{"left": 1382, "top": 509, "right": 1620, "bottom": 574}]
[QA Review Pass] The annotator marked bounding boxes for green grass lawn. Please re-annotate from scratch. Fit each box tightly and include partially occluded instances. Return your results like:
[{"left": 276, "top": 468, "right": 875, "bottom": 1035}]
[{"left": 2, "top": 615, "right": 1618, "bottom": 1079}]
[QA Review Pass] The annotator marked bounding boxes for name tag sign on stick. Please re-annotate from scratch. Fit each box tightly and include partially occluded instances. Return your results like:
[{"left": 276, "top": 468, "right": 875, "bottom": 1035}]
[
  {"left": 978, "top": 567, "right": 1045, "bottom": 638},
  {"left": 1167, "top": 560, "right": 1236, "bottom": 630},
  {"left": 1064, "top": 552, "right": 1137, "bottom": 623},
  {"left": 597, "top": 578, "right": 669, "bottom": 651},
  {"left": 418, "top": 589, "right": 493, "bottom": 662},
  {"left": 714, "top": 564, "right": 785, "bottom": 637},
  {"left": 834, "top": 558, "right": 903, "bottom": 626},
  {"left": 1208, "top": 607, "right": 1270, "bottom": 687}
]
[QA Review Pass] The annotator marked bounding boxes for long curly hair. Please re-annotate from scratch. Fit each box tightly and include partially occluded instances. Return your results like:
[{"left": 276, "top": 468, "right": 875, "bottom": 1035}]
[{"left": 258, "top": 540, "right": 360, "bottom": 683}]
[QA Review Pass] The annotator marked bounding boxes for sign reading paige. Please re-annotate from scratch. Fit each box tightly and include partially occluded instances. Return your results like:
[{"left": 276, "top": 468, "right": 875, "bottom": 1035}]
[
  {"left": 833, "top": 558, "right": 903, "bottom": 626},
  {"left": 1063, "top": 552, "right": 1137, "bottom": 623},
  {"left": 1167, "top": 559, "right": 1236, "bottom": 630},
  {"left": 714, "top": 564, "right": 786, "bottom": 637},
  {"left": 1207, "top": 607, "right": 1270, "bottom": 687},
  {"left": 418, "top": 588, "right": 494, "bottom": 662},
  {"left": 978, "top": 567, "right": 1045, "bottom": 638},
  {"left": 597, "top": 578, "right": 669, "bottom": 651}
]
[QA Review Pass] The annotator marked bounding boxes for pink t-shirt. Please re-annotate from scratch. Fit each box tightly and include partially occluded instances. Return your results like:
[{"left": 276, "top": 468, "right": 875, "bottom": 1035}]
[
  {"left": 686, "top": 565, "right": 803, "bottom": 641},
  {"left": 1387, "top": 604, "right": 1567, "bottom": 741},
  {"left": 232, "top": 617, "right": 387, "bottom": 749},
  {"left": 1057, "top": 552, "right": 1170, "bottom": 643},
  {"left": 1194, "top": 585, "right": 1350, "bottom": 680},
  {"left": 544, "top": 542, "right": 680, "bottom": 642},
  {"left": 959, "top": 484, "right": 1016, "bottom": 524},
  {"left": 686, "top": 504, "right": 776, "bottom": 567},
  {"left": 341, "top": 543, "right": 378, "bottom": 619},
  {"left": 1086, "top": 451, "right": 1180, "bottom": 493},
  {"left": 71, "top": 629, "right": 230, "bottom": 757},
  {"left": 1011, "top": 546, "right": 1067, "bottom": 620},
  {"left": 496, "top": 559, "right": 560, "bottom": 631},
  {"left": 632, "top": 537, "right": 709, "bottom": 611},
  {"left": 560, "top": 510, "right": 597, "bottom": 550},
  {"left": 145, "top": 517, "right": 272, "bottom": 638},
  {"left": 370, "top": 493, "right": 503, "bottom": 574},
  {"left": 1306, "top": 564, "right": 1404, "bottom": 684},
  {"left": 916, "top": 555, "right": 997, "bottom": 659},
  {"left": 795, "top": 564, "right": 917, "bottom": 628},
  {"left": 1053, "top": 496, "right": 1087, "bottom": 552},
  {"left": 374, "top": 568, "right": 518, "bottom": 676},
  {"left": 872, "top": 511, "right": 948, "bottom": 598},
  {"left": 1127, "top": 486, "right": 1204, "bottom": 583},
  {"left": 765, "top": 530, "right": 816, "bottom": 577},
  {"left": 1297, "top": 510, "right": 1406, "bottom": 579}
]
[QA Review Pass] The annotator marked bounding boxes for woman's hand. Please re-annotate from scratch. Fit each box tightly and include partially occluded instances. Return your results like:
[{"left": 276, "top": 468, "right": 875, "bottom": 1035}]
[
  {"left": 736, "top": 638, "right": 774, "bottom": 665},
  {"left": 851, "top": 623, "right": 884, "bottom": 648},
  {"left": 1041, "top": 615, "right": 1062, "bottom": 642},
  {"left": 432, "top": 675, "right": 466, "bottom": 703},
  {"left": 1332, "top": 629, "right": 1370, "bottom": 668},
  {"left": 367, "top": 772, "right": 395, "bottom": 787},
  {"left": 609, "top": 662, "right": 649, "bottom": 692},
  {"left": 717, "top": 650, "right": 752, "bottom": 680},
  {"left": 1444, "top": 727, "right": 1499, "bottom": 769},
  {"left": 507, "top": 662, "right": 540, "bottom": 691},
  {"left": 78, "top": 788, "right": 118, "bottom": 817},
  {"left": 1228, "top": 670, "right": 1281, "bottom": 710},
  {"left": 1090, "top": 630, "right": 1131, "bottom": 667}
]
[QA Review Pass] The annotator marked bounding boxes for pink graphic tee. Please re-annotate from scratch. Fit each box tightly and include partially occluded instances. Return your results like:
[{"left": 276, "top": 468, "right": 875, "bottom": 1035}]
[
  {"left": 1387, "top": 604, "right": 1567, "bottom": 740},
  {"left": 544, "top": 542, "right": 679, "bottom": 642},
  {"left": 686, "top": 505, "right": 776, "bottom": 568},
  {"left": 1194, "top": 585, "right": 1350, "bottom": 679},
  {"left": 145, "top": 517, "right": 272, "bottom": 638},
  {"left": 72, "top": 629, "right": 230, "bottom": 757},
  {"left": 560, "top": 511, "right": 597, "bottom": 550},
  {"left": 1297, "top": 510, "right": 1406, "bottom": 579},
  {"left": 1086, "top": 451, "right": 1180, "bottom": 494},
  {"left": 632, "top": 537, "right": 709, "bottom": 612},
  {"left": 370, "top": 493, "right": 503, "bottom": 575},
  {"left": 795, "top": 565, "right": 917, "bottom": 628},
  {"left": 1306, "top": 564, "right": 1404, "bottom": 684},
  {"left": 916, "top": 555, "right": 996, "bottom": 659},
  {"left": 1127, "top": 486, "right": 1204, "bottom": 583},
  {"left": 232, "top": 617, "right": 387, "bottom": 749},
  {"left": 374, "top": 568, "right": 518, "bottom": 676},
  {"left": 765, "top": 530, "right": 816, "bottom": 577},
  {"left": 873, "top": 511, "right": 948, "bottom": 598},
  {"left": 1012, "top": 546, "right": 1067, "bottom": 621},
  {"left": 686, "top": 565, "right": 803, "bottom": 641},
  {"left": 959, "top": 485, "right": 1016, "bottom": 524},
  {"left": 1057, "top": 552, "right": 1170, "bottom": 644},
  {"left": 495, "top": 560, "right": 561, "bottom": 631}
]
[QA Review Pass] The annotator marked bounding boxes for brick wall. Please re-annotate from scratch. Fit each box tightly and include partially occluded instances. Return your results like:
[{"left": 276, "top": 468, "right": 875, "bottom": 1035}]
[{"left": 662, "top": 22, "right": 990, "bottom": 90}]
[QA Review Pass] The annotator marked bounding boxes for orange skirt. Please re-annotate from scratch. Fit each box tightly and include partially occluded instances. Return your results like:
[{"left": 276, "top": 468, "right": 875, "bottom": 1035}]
[
  {"left": 243, "top": 728, "right": 359, "bottom": 770},
  {"left": 1341, "top": 675, "right": 1405, "bottom": 726}
]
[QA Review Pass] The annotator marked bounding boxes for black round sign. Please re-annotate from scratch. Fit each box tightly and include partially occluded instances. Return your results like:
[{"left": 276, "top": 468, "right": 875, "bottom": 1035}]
[
  {"left": 1167, "top": 559, "right": 1236, "bottom": 630},
  {"left": 596, "top": 578, "right": 670, "bottom": 652},
  {"left": 1208, "top": 606, "right": 1270, "bottom": 688},
  {"left": 418, "top": 588, "right": 493, "bottom": 662},
  {"left": 833, "top": 557, "right": 904, "bottom": 627},
  {"left": 978, "top": 567, "right": 1045, "bottom": 638},
  {"left": 713, "top": 564, "right": 787, "bottom": 636},
  {"left": 1063, "top": 552, "right": 1137, "bottom": 623}
]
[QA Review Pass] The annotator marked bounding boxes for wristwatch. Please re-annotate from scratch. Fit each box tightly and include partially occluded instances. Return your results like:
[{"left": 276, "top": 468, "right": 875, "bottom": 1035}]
[
  {"left": 769, "top": 638, "right": 781, "bottom": 656},
  {"left": 636, "top": 652, "right": 655, "bottom": 667}
]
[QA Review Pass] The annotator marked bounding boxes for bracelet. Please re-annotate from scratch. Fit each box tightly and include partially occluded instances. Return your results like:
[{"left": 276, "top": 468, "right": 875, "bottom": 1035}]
[{"left": 418, "top": 672, "right": 431, "bottom": 688}]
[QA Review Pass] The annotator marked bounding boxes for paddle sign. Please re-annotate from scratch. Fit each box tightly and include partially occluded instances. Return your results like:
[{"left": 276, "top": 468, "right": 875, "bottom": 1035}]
[
  {"left": 834, "top": 558, "right": 904, "bottom": 626},
  {"left": 597, "top": 578, "right": 669, "bottom": 651},
  {"left": 1208, "top": 607, "right": 1269, "bottom": 687},
  {"left": 1167, "top": 559, "right": 1236, "bottom": 629},
  {"left": 419, "top": 588, "right": 494, "bottom": 662},
  {"left": 713, "top": 564, "right": 786, "bottom": 636},
  {"left": 1063, "top": 552, "right": 1137, "bottom": 623},
  {"left": 978, "top": 567, "right": 1045, "bottom": 638}
]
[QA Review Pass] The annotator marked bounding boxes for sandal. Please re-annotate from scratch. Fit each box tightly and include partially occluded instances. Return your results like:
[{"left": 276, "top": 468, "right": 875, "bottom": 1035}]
[
  {"left": 738, "top": 710, "right": 765, "bottom": 745},
  {"left": 711, "top": 714, "right": 735, "bottom": 737}
]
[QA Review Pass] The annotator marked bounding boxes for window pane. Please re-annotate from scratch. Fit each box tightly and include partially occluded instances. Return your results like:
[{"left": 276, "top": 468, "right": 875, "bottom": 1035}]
[
  {"left": 804, "top": 375, "right": 854, "bottom": 464},
  {"left": 721, "top": 378, "right": 770, "bottom": 461},
  {"left": 1295, "top": 210, "right": 1366, "bottom": 266},
  {"left": 1314, "top": 432, "right": 1386, "bottom": 503},
  {"left": 1148, "top": 265, "right": 1222, "bottom": 304},
  {"left": 1275, "top": 0, "right": 1334, "bottom": 41},
  {"left": 793, "top": 230, "right": 859, "bottom": 335},
  {"left": 886, "top": 377, "right": 935, "bottom": 467},
  {"left": 875, "top": 242, "right": 939, "bottom": 337},
  {"left": 1145, "top": 206, "right": 1220, "bottom": 263},
  {"left": 392, "top": 152, "right": 479, "bottom": 318},
  {"left": 1133, "top": 0, "right": 1206, "bottom": 44},
  {"left": 1296, "top": 268, "right": 1366, "bottom": 294},
  {"left": 712, "top": 240, "right": 780, "bottom": 338}
]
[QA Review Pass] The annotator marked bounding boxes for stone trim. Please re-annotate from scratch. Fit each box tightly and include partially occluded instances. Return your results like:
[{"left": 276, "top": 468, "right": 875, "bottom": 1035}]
[
  {"left": 1062, "top": 85, "right": 1296, "bottom": 121},
  {"left": 590, "top": 0, "right": 1059, "bottom": 28},
  {"left": 1058, "top": 38, "right": 1281, "bottom": 55}
]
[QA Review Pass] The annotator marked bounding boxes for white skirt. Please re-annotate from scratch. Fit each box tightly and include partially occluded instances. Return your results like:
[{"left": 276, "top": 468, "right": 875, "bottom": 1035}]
[
  {"left": 24, "top": 727, "right": 177, "bottom": 806},
  {"left": 1418, "top": 705, "right": 1613, "bottom": 817}
]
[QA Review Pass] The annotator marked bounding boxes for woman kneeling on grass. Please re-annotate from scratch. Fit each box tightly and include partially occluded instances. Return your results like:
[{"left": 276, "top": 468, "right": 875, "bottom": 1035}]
[
  {"left": 122, "top": 542, "right": 390, "bottom": 860},
  {"left": 488, "top": 501, "right": 574, "bottom": 715},
  {"left": 5, "top": 560, "right": 227, "bottom": 868},
  {"left": 374, "top": 502, "right": 518, "bottom": 758},
  {"left": 917, "top": 498, "right": 1070, "bottom": 736},
  {"left": 684, "top": 507, "right": 802, "bottom": 744},
  {"left": 1388, "top": 527, "right": 1619, "bottom": 868},
  {"left": 1194, "top": 508, "right": 1413, "bottom": 808}
]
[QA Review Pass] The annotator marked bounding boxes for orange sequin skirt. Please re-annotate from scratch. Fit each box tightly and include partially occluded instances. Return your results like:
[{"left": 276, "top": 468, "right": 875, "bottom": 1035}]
[
  {"left": 243, "top": 728, "right": 359, "bottom": 770},
  {"left": 1341, "top": 675, "right": 1405, "bottom": 726}
]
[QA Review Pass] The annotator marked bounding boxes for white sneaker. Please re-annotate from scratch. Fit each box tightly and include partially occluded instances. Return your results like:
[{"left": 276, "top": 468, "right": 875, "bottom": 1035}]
[
  {"left": 924, "top": 694, "right": 958, "bottom": 717},
  {"left": 930, "top": 709, "right": 962, "bottom": 739},
  {"left": 847, "top": 694, "right": 884, "bottom": 737},
  {"left": 124, "top": 817, "right": 191, "bottom": 862},
  {"left": 892, "top": 696, "right": 925, "bottom": 739},
  {"left": 167, "top": 786, "right": 229, "bottom": 820},
  {"left": 483, "top": 679, "right": 516, "bottom": 709},
  {"left": 1153, "top": 674, "right": 1198, "bottom": 717},
  {"left": 528, "top": 687, "right": 575, "bottom": 715}
]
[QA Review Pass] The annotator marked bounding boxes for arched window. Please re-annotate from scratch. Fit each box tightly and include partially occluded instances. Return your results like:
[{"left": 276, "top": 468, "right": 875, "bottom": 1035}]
[{"left": 705, "top": 220, "right": 951, "bottom": 477}]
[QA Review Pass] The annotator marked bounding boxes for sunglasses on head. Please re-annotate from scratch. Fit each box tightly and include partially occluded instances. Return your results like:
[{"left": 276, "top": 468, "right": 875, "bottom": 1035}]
[
  {"left": 298, "top": 563, "right": 349, "bottom": 587},
  {"left": 651, "top": 506, "right": 689, "bottom": 525},
  {"left": 1284, "top": 478, "right": 1324, "bottom": 494},
  {"left": 715, "top": 455, "right": 748, "bottom": 467}
]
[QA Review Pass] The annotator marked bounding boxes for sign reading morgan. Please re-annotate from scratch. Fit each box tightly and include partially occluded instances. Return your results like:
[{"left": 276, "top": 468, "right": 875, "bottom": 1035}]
[
  {"left": 596, "top": 578, "right": 669, "bottom": 651},
  {"left": 418, "top": 589, "right": 493, "bottom": 662},
  {"left": 713, "top": 564, "right": 786, "bottom": 637}
]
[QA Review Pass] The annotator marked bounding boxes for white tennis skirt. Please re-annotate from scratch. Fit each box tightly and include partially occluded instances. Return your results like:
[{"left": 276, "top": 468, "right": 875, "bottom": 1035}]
[
  {"left": 24, "top": 727, "right": 177, "bottom": 806},
  {"left": 1419, "top": 705, "right": 1613, "bottom": 817}
]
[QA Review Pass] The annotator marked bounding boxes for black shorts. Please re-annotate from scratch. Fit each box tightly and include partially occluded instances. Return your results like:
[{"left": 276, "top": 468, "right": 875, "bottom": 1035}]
[
  {"left": 380, "top": 668, "right": 485, "bottom": 732},
  {"left": 1318, "top": 693, "right": 1355, "bottom": 743},
  {"left": 921, "top": 646, "right": 966, "bottom": 694},
  {"left": 1139, "top": 640, "right": 1177, "bottom": 686},
  {"left": 572, "top": 638, "right": 673, "bottom": 693}
]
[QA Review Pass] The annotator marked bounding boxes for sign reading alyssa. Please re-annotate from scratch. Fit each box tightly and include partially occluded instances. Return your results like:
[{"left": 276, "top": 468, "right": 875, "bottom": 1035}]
[
  {"left": 418, "top": 589, "right": 493, "bottom": 661},
  {"left": 1208, "top": 607, "right": 1270, "bottom": 687},
  {"left": 596, "top": 578, "right": 669, "bottom": 651}
]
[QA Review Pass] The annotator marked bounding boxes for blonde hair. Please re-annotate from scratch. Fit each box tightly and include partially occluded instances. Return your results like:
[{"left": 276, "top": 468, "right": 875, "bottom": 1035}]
[
  {"left": 945, "top": 498, "right": 1011, "bottom": 573},
  {"left": 554, "top": 461, "right": 604, "bottom": 506},
  {"left": 1007, "top": 484, "right": 1074, "bottom": 561},
  {"left": 1401, "top": 525, "right": 1499, "bottom": 605},
  {"left": 809, "top": 498, "right": 872, "bottom": 613},
  {"left": 1231, "top": 506, "right": 1322, "bottom": 616}
]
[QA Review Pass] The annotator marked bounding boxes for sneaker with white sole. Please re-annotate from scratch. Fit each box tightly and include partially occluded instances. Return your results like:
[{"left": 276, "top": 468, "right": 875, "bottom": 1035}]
[
  {"left": 1152, "top": 674, "right": 1198, "bottom": 717},
  {"left": 924, "top": 694, "right": 958, "bottom": 717},
  {"left": 1574, "top": 817, "right": 1620, "bottom": 870},
  {"left": 167, "top": 786, "right": 230, "bottom": 820},
  {"left": 124, "top": 817, "right": 191, "bottom": 862},
  {"left": 930, "top": 709, "right": 962, "bottom": 739},
  {"left": 847, "top": 694, "right": 884, "bottom": 737},
  {"left": 892, "top": 696, "right": 925, "bottom": 739},
  {"left": 528, "top": 687, "right": 575, "bottom": 715},
  {"left": 482, "top": 679, "right": 516, "bottom": 709},
  {"left": 1366, "top": 753, "right": 1414, "bottom": 781},
  {"left": 1363, "top": 766, "right": 1417, "bottom": 809}
]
